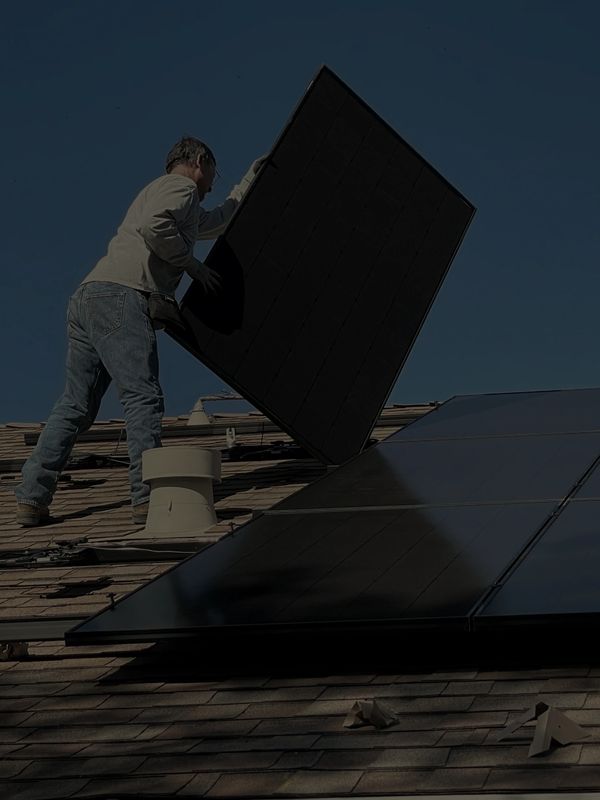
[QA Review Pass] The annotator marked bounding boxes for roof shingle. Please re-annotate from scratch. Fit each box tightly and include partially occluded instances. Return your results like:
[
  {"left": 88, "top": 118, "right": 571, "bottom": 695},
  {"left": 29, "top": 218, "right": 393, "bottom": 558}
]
[{"left": 2, "top": 405, "right": 600, "bottom": 798}]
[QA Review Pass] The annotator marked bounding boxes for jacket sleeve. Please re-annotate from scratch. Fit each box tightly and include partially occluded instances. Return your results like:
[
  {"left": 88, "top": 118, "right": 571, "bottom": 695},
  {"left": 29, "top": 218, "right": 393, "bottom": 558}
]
[
  {"left": 196, "top": 197, "right": 239, "bottom": 240},
  {"left": 137, "top": 182, "right": 198, "bottom": 267}
]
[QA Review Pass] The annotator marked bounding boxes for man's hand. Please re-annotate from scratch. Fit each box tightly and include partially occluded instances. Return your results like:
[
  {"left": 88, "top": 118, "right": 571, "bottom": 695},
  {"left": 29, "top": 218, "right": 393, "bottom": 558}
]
[
  {"left": 197, "top": 263, "right": 221, "bottom": 293},
  {"left": 185, "top": 259, "right": 221, "bottom": 293},
  {"left": 229, "top": 154, "right": 269, "bottom": 203},
  {"left": 251, "top": 155, "right": 268, "bottom": 174}
]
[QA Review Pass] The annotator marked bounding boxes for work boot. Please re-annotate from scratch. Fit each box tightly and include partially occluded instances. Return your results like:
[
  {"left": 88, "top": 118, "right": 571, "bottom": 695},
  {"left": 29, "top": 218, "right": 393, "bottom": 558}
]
[
  {"left": 132, "top": 501, "right": 149, "bottom": 526},
  {"left": 16, "top": 503, "right": 50, "bottom": 527}
]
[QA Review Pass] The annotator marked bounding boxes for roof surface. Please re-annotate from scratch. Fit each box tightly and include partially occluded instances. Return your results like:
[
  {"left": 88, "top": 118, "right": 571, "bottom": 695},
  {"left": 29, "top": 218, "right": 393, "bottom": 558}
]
[{"left": 1, "top": 406, "right": 599, "bottom": 799}]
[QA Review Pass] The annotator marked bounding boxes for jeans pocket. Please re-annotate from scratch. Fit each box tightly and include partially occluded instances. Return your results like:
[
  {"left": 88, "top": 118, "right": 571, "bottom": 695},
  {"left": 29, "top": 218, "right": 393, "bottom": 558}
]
[{"left": 85, "top": 292, "right": 126, "bottom": 338}]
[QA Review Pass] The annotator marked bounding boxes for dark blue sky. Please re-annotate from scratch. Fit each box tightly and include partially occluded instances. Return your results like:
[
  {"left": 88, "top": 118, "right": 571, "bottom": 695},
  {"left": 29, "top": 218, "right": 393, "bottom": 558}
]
[{"left": 2, "top": 0, "right": 599, "bottom": 421}]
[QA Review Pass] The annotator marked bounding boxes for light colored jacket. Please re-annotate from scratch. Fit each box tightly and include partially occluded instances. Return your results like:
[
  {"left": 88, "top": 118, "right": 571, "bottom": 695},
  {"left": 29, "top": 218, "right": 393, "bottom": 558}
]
[{"left": 81, "top": 174, "right": 239, "bottom": 296}]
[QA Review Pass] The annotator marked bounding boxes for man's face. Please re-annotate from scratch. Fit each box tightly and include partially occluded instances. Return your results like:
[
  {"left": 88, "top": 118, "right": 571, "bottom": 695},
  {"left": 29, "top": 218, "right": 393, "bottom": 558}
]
[{"left": 194, "top": 158, "right": 216, "bottom": 200}]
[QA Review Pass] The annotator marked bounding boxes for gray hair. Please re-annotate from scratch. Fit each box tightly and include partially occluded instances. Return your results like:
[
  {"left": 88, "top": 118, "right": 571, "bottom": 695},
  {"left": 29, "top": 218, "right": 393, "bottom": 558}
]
[{"left": 165, "top": 137, "right": 216, "bottom": 173}]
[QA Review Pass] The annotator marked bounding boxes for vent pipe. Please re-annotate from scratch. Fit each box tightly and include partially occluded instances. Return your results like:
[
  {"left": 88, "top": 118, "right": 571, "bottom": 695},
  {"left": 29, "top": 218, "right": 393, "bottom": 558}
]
[
  {"left": 187, "top": 399, "right": 211, "bottom": 426},
  {"left": 132, "top": 446, "right": 221, "bottom": 539}
]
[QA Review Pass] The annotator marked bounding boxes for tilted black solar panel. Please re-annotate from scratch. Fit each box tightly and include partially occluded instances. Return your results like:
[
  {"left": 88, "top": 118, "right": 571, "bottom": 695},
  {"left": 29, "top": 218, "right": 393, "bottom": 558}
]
[{"left": 169, "top": 66, "right": 475, "bottom": 464}]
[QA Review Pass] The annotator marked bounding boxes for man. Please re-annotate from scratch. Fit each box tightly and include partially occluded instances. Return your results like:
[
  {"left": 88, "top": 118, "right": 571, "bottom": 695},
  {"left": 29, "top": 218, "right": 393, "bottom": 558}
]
[{"left": 15, "top": 137, "right": 263, "bottom": 527}]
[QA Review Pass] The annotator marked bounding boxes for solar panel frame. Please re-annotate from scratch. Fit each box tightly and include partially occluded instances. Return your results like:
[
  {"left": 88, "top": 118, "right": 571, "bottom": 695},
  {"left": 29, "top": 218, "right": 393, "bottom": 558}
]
[
  {"left": 168, "top": 65, "right": 475, "bottom": 465},
  {"left": 569, "top": 461, "right": 600, "bottom": 499}
]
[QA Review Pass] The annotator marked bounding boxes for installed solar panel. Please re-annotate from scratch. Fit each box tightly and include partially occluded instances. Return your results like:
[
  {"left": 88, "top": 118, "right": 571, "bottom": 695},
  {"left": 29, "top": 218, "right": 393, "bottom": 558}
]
[
  {"left": 169, "top": 66, "right": 475, "bottom": 464},
  {"left": 66, "top": 389, "right": 600, "bottom": 645},
  {"left": 395, "top": 388, "right": 600, "bottom": 441},
  {"left": 67, "top": 504, "right": 556, "bottom": 642}
]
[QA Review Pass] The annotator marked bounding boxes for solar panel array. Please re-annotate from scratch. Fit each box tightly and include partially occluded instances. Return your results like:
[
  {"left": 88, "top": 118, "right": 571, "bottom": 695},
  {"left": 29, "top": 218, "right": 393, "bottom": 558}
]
[
  {"left": 170, "top": 66, "right": 475, "bottom": 464},
  {"left": 67, "top": 388, "right": 600, "bottom": 645}
]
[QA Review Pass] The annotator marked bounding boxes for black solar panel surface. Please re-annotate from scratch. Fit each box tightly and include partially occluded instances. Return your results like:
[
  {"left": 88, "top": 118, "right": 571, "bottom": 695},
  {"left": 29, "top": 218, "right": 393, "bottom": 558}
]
[
  {"left": 67, "top": 504, "right": 556, "bottom": 640},
  {"left": 274, "top": 434, "right": 600, "bottom": 509},
  {"left": 476, "top": 500, "right": 600, "bottom": 622},
  {"left": 395, "top": 388, "right": 600, "bottom": 441},
  {"left": 171, "top": 66, "right": 475, "bottom": 464}
]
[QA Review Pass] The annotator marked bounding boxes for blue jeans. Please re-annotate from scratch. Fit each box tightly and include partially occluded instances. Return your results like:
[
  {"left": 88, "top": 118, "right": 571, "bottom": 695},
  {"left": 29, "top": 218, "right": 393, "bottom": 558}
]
[{"left": 15, "top": 281, "right": 164, "bottom": 509}]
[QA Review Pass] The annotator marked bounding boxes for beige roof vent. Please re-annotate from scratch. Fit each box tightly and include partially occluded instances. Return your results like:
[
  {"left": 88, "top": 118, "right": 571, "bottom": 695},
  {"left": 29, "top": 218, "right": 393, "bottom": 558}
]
[{"left": 137, "top": 446, "right": 221, "bottom": 539}]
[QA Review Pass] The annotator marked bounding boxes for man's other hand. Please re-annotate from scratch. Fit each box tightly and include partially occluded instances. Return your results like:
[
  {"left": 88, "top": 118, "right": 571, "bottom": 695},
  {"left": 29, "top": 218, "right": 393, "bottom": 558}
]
[
  {"left": 229, "top": 154, "right": 269, "bottom": 203},
  {"left": 198, "top": 263, "right": 221, "bottom": 293},
  {"left": 185, "top": 259, "right": 221, "bottom": 293},
  {"left": 251, "top": 155, "right": 268, "bottom": 174}
]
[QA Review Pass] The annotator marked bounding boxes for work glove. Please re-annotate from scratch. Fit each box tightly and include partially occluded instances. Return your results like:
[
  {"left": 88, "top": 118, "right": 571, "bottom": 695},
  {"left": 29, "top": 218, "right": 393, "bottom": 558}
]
[
  {"left": 147, "top": 293, "right": 184, "bottom": 332},
  {"left": 228, "top": 155, "right": 268, "bottom": 203},
  {"left": 185, "top": 258, "right": 221, "bottom": 293}
]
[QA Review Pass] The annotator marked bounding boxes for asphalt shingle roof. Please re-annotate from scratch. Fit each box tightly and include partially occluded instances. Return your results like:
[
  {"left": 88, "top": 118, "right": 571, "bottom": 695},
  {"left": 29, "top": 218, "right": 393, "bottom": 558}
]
[{"left": 1, "top": 405, "right": 599, "bottom": 799}]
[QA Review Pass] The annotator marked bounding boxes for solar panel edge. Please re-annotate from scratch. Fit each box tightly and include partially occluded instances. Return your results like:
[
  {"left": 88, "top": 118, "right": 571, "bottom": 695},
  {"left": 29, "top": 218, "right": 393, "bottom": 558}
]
[
  {"left": 166, "top": 325, "right": 342, "bottom": 464},
  {"left": 68, "top": 616, "right": 471, "bottom": 646},
  {"left": 320, "top": 195, "right": 475, "bottom": 457},
  {"left": 321, "top": 66, "right": 476, "bottom": 211},
  {"left": 66, "top": 512, "right": 313, "bottom": 644},
  {"left": 286, "top": 171, "right": 456, "bottom": 449},
  {"left": 441, "top": 386, "right": 600, "bottom": 404},
  {"left": 394, "top": 387, "right": 600, "bottom": 442},
  {"left": 178, "top": 66, "right": 344, "bottom": 255}
]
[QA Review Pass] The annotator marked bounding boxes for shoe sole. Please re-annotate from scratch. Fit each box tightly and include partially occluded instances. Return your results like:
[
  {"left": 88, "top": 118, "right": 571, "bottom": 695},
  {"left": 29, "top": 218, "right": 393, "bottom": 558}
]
[{"left": 132, "top": 504, "right": 149, "bottom": 526}]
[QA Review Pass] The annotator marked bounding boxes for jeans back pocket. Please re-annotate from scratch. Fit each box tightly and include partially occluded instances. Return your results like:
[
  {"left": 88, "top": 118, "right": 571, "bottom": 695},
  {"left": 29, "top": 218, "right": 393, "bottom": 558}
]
[{"left": 85, "top": 292, "right": 126, "bottom": 338}]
